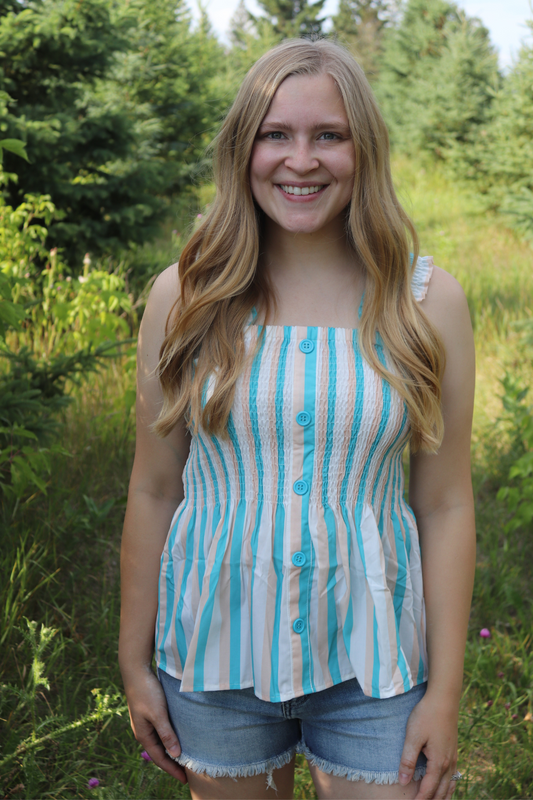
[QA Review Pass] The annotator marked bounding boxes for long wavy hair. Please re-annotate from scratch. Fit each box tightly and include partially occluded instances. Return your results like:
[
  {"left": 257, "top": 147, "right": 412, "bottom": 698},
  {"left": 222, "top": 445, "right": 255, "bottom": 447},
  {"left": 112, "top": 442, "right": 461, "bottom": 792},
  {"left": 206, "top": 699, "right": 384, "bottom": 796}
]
[{"left": 155, "top": 38, "right": 445, "bottom": 453}]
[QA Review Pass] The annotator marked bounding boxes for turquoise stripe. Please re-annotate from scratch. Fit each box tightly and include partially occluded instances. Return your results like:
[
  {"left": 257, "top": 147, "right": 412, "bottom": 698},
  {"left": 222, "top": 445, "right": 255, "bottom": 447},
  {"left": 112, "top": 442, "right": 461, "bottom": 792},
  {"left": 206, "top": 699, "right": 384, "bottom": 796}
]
[
  {"left": 388, "top": 456, "right": 411, "bottom": 691},
  {"left": 341, "top": 330, "right": 364, "bottom": 657},
  {"left": 322, "top": 328, "right": 341, "bottom": 684},
  {"left": 173, "top": 503, "right": 198, "bottom": 668},
  {"left": 371, "top": 405, "right": 411, "bottom": 691},
  {"left": 270, "top": 330, "right": 290, "bottom": 701},
  {"left": 227, "top": 414, "right": 247, "bottom": 688},
  {"left": 195, "top": 440, "right": 209, "bottom": 590},
  {"left": 353, "top": 348, "right": 393, "bottom": 697},
  {"left": 192, "top": 435, "right": 227, "bottom": 690},
  {"left": 299, "top": 327, "right": 317, "bottom": 694},
  {"left": 248, "top": 331, "right": 267, "bottom": 689},
  {"left": 157, "top": 497, "right": 188, "bottom": 673}
]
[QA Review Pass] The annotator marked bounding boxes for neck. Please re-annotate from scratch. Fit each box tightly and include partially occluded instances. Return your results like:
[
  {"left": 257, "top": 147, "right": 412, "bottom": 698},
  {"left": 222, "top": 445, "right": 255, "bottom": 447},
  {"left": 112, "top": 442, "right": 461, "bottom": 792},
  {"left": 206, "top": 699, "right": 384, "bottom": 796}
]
[{"left": 260, "top": 217, "right": 359, "bottom": 283}]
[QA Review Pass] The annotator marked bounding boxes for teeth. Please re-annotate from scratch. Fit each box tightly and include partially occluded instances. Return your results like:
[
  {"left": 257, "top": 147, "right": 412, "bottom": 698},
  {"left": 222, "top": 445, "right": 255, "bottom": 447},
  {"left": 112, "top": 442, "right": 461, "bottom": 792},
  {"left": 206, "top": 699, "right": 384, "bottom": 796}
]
[{"left": 280, "top": 185, "right": 322, "bottom": 196}]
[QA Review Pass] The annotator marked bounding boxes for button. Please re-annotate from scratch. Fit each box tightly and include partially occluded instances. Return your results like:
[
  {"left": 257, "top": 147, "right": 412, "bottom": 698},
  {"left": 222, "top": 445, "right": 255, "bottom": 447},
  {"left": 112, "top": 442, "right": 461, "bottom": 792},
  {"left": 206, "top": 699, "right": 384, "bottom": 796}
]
[
  {"left": 293, "top": 479, "right": 309, "bottom": 496},
  {"left": 292, "top": 551, "right": 306, "bottom": 567},
  {"left": 296, "top": 411, "right": 311, "bottom": 427},
  {"left": 293, "top": 618, "right": 305, "bottom": 634},
  {"left": 299, "top": 339, "right": 314, "bottom": 354}
]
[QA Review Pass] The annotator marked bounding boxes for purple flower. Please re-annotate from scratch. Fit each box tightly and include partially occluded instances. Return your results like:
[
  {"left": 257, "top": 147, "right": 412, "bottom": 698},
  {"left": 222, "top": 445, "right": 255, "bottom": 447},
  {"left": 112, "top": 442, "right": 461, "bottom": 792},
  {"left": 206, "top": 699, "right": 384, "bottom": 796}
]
[
  {"left": 486, "top": 700, "right": 493, "bottom": 708},
  {"left": 512, "top": 714, "right": 519, "bottom": 720},
  {"left": 480, "top": 628, "right": 491, "bottom": 638},
  {"left": 505, "top": 703, "right": 511, "bottom": 710},
  {"left": 88, "top": 778, "right": 100, "bottom": 788},
  {"left": 141, "top": 751, "right": 152, "bottom": 761},
  {"left": 197, "top": 213, "right": 202, "bottom": 219},
  {"left": 497, "top": 671, "right": 505, "bottom": 678}
]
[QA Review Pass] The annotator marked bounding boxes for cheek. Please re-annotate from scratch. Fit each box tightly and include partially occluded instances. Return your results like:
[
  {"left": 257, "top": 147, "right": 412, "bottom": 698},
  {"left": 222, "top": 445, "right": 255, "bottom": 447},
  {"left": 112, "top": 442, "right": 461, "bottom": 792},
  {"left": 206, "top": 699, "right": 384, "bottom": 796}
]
[{"left": 249, "top": 145, "right": 270, "bottom": 190}]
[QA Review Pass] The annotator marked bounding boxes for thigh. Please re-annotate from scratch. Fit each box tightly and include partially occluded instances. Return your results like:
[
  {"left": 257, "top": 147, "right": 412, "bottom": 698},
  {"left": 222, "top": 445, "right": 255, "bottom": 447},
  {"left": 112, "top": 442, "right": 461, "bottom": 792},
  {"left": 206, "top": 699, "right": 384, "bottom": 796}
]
[
  {"left": 309, "top": 765, "right": 420, "bottom": 800},
  {"left": 187, "top": 756, "right": 296, "bottom": 800},
  {"left": 158, "top": 669, "right": 301, "bottom": 794},
  {"left": 300, "top": 679, "right": 427, "bottom": 787}
]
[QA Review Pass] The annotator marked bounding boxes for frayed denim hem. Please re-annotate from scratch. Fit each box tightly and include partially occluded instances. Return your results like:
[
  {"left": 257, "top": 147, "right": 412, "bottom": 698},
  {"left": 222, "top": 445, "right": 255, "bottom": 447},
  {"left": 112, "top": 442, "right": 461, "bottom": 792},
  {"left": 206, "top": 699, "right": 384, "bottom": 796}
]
[
  {"left": 298, "top": 743, "right": 427, "bottom": 785},
  {"left": 169, "top": 741, "right": 300, "bottom": 791}
]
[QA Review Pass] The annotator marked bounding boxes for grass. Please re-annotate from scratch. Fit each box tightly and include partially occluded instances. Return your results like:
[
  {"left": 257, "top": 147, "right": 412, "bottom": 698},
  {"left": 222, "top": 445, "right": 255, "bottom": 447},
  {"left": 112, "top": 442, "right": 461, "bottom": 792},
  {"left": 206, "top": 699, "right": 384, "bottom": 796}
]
[{"left": 1, "top": 159, "right": 532, "bottom": 799}]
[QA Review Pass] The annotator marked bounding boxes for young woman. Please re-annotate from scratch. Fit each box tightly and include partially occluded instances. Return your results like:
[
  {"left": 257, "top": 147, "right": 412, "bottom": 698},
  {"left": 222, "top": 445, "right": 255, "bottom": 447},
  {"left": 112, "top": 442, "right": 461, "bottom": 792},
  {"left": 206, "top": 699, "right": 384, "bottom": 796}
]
[{"left": 119, "top": 38, "right": 476, "bottom": 800}]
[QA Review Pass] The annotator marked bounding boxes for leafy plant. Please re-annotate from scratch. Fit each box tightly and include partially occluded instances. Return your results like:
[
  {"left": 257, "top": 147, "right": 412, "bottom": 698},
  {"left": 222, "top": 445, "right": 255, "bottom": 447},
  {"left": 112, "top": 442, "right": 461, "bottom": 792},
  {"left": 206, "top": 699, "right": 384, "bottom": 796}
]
[
  {"left": 497, "top": 364, "right": 533, "bottom": 534},
  {"left": 0, "top": 620, "right": 127, "bottom": 772}
]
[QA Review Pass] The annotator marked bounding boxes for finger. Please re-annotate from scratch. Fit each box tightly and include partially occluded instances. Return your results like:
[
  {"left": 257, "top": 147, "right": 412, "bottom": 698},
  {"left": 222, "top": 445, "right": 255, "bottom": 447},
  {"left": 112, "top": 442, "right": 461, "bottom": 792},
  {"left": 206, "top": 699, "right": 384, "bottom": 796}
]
[
  {"left": 415, "top": 764, "right": 442, "bottom": 799},
  {"left": 154, "top": 715, "right": 182, "bottom": 760},
  {"left": 434, "top": 772, "right": 453, "bottom": 800},
  {"left": 399, "top": 739, "right": 423, "bottom": 786},
  {"left": 445, "top": 777, "right": 457, "bottom": 800},
  {"left": 141, "top": 726, "right": 187, "bottom": 783}
]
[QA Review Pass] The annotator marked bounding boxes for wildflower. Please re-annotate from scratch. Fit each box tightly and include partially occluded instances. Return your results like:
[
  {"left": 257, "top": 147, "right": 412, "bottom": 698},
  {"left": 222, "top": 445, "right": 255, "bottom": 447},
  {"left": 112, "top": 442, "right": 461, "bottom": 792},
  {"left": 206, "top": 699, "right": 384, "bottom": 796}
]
[
  {"left": 197, "top": 213, "right": 202, "bottom": 219},
  {"left": 50, "top": 247, "right": 58, "bottom": 257},
  {"left": 88, "top": 778, "right": 100, "bottom": 788},
  {"left": 497, "top": 671, "right": 504, "bottom": 678},
  {"left": 486, "top": 700, "right": 493, "bottom": 708},
  {"left": 505, "top": 703, "right": 511, "bottom": 709},
  {"left": 512, "top": 714, "right": 519, "bottom": 720},
  {"left": 172, "top": 230, "right": 178, "bottom": 235},
  {"left": 84, "top": 253, "right": 91, "bottom": 267},
  {"left": 479, "top": 628, "right": 491, "bottom": 638},
  {"left": 141, "top": 751, "right": 152, "bottom": 761}
]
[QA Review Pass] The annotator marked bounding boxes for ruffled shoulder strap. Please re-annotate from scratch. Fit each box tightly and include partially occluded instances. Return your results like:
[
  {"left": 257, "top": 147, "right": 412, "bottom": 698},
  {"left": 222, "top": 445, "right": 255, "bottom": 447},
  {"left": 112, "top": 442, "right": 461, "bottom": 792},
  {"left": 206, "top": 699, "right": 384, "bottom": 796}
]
[{"left": 411, "top": 255, "right": 434, "bottom": 302}]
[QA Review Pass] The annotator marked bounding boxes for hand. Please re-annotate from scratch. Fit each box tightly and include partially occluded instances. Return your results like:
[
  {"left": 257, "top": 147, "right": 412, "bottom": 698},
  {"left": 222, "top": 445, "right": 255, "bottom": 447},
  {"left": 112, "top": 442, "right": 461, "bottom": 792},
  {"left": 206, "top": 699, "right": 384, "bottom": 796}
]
[
  {"left": 123, "top": 665, "right": 187, "bottom": 783},
  {"left": 399, "top": 691, "right": 459, "bottom": 799}
]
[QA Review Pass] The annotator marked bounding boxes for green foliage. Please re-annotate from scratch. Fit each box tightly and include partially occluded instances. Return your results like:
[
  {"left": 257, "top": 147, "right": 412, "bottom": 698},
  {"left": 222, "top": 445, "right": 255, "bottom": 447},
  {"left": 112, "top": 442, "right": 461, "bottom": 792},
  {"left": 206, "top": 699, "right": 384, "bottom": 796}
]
[
  {"left": 332, "top": 0, "right": 397, "bottom": 77},
  {"left": 376, "top": 0, "right": 499, "bottom": 160},
  {"left": 497, "top": 365, "right": 533, "bottom": 535},
  {"left": 249, "top": 0, "right": 327, "bottom": 38},
  {"left": 0, "top": 0, "right": 225, "bottom": 266},
  {"left": 0, "top": 619, "right": 127, "bottom": 775},
  {"left": 454, "top": 23, "right": 533, "bottom": 242},
  {"left": 106, "top": 0, "right": 225, "bottom": 193},
  {"left": 0, "top": 177, "right": 134, "bottom": 508},
  {"left": 0, "top": 138, "right": 29, "bottom": 163}
]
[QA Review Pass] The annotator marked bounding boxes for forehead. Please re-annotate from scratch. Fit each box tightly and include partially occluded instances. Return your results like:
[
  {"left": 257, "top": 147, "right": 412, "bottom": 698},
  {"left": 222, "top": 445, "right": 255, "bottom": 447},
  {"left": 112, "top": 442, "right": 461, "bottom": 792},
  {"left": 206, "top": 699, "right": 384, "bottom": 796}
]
[{"left": 262, "top": 73, "right": 348, "bottom": 123}]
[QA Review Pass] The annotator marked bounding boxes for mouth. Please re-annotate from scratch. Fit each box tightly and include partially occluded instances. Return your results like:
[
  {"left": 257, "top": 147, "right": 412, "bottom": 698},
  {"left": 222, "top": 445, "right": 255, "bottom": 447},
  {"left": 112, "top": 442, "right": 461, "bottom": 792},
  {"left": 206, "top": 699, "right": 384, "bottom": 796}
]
[
  {"left": 278, "top": 184, "right": 326, "bottom": 196},
  {"left": 276, "top": 184, "right": 328, "bottom": 203}
]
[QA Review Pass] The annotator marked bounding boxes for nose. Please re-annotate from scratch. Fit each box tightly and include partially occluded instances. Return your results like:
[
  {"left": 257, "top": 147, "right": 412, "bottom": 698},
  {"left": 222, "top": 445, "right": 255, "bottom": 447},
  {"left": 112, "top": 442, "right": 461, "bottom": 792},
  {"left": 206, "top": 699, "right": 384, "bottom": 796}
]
[{"left": 283, "top": 137, "right": 319, "bottom": 174}]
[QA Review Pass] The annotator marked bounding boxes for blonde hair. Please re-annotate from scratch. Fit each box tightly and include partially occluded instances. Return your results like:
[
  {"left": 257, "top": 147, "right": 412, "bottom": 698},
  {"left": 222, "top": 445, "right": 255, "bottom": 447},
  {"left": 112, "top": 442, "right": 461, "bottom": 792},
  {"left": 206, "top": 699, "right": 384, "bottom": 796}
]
[{"left": 155, "top": 38, "right": 444, "bottom": 453}]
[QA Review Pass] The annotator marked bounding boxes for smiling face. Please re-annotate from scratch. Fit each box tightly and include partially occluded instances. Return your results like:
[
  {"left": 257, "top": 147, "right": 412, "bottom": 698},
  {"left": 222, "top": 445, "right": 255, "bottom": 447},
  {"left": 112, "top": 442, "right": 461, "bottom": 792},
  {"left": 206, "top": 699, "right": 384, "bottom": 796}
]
[{"left": 249, "top": 72, "right": 356, "bottom": 240}]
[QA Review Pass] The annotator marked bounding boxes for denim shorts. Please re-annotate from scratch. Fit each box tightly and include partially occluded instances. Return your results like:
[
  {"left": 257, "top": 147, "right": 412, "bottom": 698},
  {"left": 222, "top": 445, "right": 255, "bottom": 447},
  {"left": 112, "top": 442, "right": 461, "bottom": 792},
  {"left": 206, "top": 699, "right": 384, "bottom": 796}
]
[{"left": 158, "top": 669, "right": 427, "bottom": 787}]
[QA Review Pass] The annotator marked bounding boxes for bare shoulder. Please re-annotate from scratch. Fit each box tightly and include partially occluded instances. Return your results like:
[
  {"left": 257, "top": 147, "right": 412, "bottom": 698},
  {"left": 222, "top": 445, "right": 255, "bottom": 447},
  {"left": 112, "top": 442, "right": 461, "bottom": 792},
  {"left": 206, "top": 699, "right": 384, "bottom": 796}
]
[
  {"left": 419, "top": 264, "right": 472, "bottom": 344},
  {"left": 144, "top": 262, "right": 181, "bottom": 326},
  {"left": 138, "top": 263, "right": 180, "bottom": 374}
]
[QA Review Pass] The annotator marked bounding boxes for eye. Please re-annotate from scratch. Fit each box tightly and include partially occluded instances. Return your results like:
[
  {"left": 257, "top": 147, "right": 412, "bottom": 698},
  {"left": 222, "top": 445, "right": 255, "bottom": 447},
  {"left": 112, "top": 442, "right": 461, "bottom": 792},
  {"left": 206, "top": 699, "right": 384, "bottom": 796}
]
[
  {"left": 319, "top": 132, "right": 341, "bottom": 140},
  {"left": 265, "top": 131, "right": 285, "bottom": 140}
]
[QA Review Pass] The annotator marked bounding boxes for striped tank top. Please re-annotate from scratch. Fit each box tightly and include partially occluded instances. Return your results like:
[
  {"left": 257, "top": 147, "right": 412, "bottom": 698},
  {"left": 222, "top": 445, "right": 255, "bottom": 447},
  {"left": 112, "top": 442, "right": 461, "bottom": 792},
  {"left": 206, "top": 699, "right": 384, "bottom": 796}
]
[{"left": 156, "top": 256, "right": 434, "bottom": 702}]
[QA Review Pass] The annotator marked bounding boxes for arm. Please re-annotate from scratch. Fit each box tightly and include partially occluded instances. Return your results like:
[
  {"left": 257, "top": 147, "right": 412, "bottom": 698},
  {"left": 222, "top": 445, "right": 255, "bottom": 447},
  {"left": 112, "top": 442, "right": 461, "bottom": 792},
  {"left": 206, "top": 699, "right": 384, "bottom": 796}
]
[
  {"left": 399, "top": 267, "right": 476, "bottom": 800},
  {"left": 119, "top": 263, "right": 190, "bottom": 782}
]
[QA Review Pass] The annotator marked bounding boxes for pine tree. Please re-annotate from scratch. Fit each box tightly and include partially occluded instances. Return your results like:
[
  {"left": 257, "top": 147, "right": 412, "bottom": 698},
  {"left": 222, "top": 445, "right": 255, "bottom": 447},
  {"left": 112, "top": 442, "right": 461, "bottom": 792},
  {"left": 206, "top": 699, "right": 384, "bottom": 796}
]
[
  {"left": 457, "top": 21, "right": 533, "bottom": 240},
  {"left": 229, "top": 0, "right": 256, "bottom": 47},
  {"left": 250, "top": 0, "right": 327, "bottom": 39},
  {"left": 375, "top": 0, "right": 499, "bottom": 161},
  {"left": 0, "top": 0, "right": 225, "bottom": 265},
  {"left": 332, "top": 0, "right": 397, "bottom": 77}
]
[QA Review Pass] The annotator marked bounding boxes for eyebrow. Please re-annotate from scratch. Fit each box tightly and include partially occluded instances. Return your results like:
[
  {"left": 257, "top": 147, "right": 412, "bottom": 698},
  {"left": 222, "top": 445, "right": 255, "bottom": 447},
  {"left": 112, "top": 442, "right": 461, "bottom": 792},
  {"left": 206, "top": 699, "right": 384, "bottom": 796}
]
[{"left": 259, "top": 120, "right": 351, "bottom": 133}]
